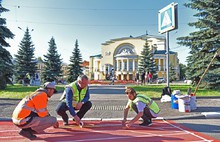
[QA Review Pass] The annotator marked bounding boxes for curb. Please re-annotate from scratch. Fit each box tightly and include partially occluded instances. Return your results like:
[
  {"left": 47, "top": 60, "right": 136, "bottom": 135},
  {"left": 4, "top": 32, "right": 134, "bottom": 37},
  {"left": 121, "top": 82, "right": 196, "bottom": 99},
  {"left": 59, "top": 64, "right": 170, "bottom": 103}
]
[
  {"left": 162, "top": 114, "right": 206, "bottom": 120},
  {"left": 201, "top": 112, "right": 220, "bottom": 119},
  {"left": 0, "top": 118, "right": 12, "bottom": 121},
  {"left": 1, "top": 112, "right": 220, "bottom": 122}
]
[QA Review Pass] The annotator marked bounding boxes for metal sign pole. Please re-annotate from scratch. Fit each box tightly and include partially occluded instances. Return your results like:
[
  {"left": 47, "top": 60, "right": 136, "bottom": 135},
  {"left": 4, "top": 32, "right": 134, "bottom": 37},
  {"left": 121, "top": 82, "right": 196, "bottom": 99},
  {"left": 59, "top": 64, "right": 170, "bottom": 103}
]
[
  {"left": 158, "top": 2, "right": 178, "bottom": 87},
  {"left": 166, "top": 32, "right": 170, "bottom": 87}
]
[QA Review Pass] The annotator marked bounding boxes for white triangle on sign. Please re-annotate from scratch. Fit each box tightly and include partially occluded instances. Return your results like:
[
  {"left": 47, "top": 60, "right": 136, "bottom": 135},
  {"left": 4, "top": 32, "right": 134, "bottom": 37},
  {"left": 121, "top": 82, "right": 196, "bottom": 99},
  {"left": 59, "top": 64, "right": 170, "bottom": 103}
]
[{"left": 161, "top": 11, "right": 172, "bottom": 27}]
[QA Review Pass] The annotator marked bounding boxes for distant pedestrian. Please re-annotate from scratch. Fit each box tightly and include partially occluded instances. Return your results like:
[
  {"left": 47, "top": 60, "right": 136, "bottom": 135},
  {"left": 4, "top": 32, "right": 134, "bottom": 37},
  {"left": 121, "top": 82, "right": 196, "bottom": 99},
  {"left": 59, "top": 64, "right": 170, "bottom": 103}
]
[
  {"left": 141, "top": 72, "right": 145, "bottom": 85},
  {"left": 122, "top": 87, "right": 160, "bottom": 128},
  {"left": 135, "top": 72, "right": 140, "bottom": 85},
  {"left": 148, "top": 72, "right": 152, "bottom": 84},
  {"left": 145, "top": 71, "right": 149, "bottom": 84},
  {"left": 109, "top": 75, "right": 115, "bottom": 85}
]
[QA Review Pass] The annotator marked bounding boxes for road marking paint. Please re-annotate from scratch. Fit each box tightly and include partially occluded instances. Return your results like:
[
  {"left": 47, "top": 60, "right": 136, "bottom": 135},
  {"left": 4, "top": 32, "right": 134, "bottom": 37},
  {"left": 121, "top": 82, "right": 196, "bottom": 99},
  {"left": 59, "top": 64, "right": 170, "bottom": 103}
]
[{"left": 163, "top": 119, "right": 213, "bottom": 142}]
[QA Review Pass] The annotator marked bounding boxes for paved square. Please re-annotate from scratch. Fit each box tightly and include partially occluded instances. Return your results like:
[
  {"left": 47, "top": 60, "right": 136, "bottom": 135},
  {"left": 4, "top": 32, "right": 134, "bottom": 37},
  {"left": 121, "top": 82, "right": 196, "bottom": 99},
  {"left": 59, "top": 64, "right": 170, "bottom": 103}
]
[{"left": 0, "top": 120, "right": 217, "bottom": 142}]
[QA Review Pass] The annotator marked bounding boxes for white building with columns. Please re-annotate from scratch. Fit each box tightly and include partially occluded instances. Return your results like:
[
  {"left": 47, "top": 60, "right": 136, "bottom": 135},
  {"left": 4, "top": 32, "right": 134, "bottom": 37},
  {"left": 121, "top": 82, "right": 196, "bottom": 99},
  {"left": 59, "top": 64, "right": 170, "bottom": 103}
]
[{"left": 89, "top": 34, "right": 180, "bottom": 81}]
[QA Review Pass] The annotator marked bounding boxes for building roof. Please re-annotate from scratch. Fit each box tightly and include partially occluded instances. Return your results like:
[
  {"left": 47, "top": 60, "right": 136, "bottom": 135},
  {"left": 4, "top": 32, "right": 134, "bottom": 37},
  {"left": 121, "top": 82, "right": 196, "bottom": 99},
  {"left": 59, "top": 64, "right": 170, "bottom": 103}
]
[
  {"left": 154, "top": 50, "right": 176, "bottom": 54},
  {"left": 102, "top": 34, "right": 165, "bottom": 45},
  {"left": 137, "top": 34, "right": 165, "bottom": 40},
  {"left": 80, "top": 60, "right": 89, "bottom": 68},
  {"left": 89, "top": 54, "right": 102, "bottom": 58}
]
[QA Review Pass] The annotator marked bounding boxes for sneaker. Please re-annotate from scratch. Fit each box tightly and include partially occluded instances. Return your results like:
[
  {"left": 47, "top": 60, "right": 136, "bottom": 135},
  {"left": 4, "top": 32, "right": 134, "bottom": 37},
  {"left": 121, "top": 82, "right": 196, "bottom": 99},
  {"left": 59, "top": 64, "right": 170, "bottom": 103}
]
[
  {"left": 53, "top": 121, "right": 59, "bottom": 128},
  {"left": 139, "top": 121, "right": 153, "bottom": 127},
  {"left": 63, "top": 121, "right": 68, "bottom": 126},
  {"left": 31, "top": 130, "right": 38, "bottom": 134},
  {"left": 19, "top": 129, "right": 37, "bottom": 139}
]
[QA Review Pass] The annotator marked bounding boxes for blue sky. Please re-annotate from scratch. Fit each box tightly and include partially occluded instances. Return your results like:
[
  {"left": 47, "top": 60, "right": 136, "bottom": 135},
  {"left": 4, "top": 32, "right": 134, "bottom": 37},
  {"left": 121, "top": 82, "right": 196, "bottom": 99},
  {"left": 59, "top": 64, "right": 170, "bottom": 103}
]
[{"left": 2, "top": 0, "right": 196, "bottom": 64}]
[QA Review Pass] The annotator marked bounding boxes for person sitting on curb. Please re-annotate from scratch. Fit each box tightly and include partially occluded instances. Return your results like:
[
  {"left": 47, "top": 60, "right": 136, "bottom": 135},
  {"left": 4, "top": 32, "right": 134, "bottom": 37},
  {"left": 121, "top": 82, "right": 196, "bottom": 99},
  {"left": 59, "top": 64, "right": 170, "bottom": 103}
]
[
  {"left": 12, "top": 82, "right": 59, "bottom": 139},
  {"left": 122, "top": 87, "right": 160, "bottom": 128},
  {"left": 56, "top": 75, "right": 92, "bottom": 126}
]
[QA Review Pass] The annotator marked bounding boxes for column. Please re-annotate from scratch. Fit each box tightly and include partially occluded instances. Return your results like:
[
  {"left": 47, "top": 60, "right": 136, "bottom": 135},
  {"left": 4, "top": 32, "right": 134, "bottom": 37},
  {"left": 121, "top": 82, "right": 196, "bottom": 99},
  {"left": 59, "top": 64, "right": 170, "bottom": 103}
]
[
  {"left": 164, "top": 57, "right": 166, "bottom": 71},
  {"left": 117, "top": 59, "right": 119, "bottom": 71},
  {"left": 94, "top": 61, "right": 97, "bottom": 72},
  {"left": 104, "top": 64, "right": 106, "bottom": 74},
  {"left": 99, "top": 61, "right": 101, "bottom": 72},
  {"left": 127, "top": 58, "right": 129, "bottom": 71},
  {"left": 121, "top": 59, "right": 124, "bottom": 71},
  {"left": 158, "top": 59, "right": 161, "bottom": 71},
  {"left": 132, "top": 59, "right": 135, "bottom": 71}
]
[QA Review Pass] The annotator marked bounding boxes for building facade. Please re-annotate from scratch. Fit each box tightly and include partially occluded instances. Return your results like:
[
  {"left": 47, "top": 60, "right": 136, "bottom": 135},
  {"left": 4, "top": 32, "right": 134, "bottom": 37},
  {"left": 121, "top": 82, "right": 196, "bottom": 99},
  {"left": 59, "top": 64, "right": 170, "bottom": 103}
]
[{"left": 90, "top": 34, "right": 180, "bottom": 81}]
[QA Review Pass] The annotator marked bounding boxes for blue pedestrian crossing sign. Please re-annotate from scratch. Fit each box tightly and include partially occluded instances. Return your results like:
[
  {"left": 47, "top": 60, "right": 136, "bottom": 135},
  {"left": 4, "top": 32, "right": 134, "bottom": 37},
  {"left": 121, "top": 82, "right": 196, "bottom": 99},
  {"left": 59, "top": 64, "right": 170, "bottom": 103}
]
[{"left": 158, "top": 2, "right": 178, "bottom": 34}]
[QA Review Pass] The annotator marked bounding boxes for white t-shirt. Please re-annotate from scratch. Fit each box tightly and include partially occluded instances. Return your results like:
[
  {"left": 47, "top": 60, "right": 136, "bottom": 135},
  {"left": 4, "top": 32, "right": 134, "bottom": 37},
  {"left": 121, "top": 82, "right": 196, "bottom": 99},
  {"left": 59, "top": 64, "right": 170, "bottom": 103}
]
[{"left": 136, "top": 101, "right": 158, "bottom": 117}]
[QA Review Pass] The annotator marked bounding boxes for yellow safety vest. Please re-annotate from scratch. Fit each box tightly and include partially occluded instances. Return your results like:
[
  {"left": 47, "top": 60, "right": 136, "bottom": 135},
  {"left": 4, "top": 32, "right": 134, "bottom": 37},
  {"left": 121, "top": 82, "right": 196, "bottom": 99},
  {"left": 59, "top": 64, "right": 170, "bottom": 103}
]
[
  {"left": 129, "top": 94, "right": 160, "bottom": 114},
  {"left": 70, "top": 81, "right": 87, "bottom": 102}
]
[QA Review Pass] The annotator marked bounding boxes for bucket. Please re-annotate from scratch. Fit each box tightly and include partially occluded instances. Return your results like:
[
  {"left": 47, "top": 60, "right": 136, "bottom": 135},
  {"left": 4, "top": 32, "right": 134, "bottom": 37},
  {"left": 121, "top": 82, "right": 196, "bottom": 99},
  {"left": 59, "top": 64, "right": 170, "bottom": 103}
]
[
  {"left": 171, "top": 94, "right": 178, "bottom": 109},
  {"left": 190, "top": 93, "right": 197, "bottom": 110},
  {"left": 178, "top": 95, "right": 191, "bottom": 112}
]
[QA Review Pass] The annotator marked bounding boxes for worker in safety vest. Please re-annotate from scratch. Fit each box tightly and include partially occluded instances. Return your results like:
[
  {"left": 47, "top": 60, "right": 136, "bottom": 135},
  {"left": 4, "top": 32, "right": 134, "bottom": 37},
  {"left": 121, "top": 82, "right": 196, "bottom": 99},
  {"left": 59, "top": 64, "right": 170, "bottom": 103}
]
[
  {"left": 122, "top": 87, "right": 160, "bottom": 128},
  {"left": 56, "top": 75, "right": 92, "bottom": 126},
  {"left": 12, "top": 82, "right": 59, "bottom": 139}
]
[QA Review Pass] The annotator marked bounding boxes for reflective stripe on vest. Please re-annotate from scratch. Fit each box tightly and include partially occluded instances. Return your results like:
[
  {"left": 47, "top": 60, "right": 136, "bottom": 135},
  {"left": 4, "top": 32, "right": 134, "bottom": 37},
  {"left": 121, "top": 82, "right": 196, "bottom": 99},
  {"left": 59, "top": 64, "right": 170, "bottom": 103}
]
[
  {"left": 132, "top": 94, "right": 160, "bottom": 114},
  {"left": 12, "top": 117, "right": 31, "bottom": 125},
  {"left": 36, "top": 108, "right": 47, "bottom": 113}
]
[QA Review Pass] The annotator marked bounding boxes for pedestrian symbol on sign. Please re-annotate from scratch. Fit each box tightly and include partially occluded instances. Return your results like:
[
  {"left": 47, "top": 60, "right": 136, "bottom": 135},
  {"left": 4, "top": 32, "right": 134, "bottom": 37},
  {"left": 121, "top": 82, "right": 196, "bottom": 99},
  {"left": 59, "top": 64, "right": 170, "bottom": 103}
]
[{"left": 161, "top": 10, "right": 172, "bottom": 29}]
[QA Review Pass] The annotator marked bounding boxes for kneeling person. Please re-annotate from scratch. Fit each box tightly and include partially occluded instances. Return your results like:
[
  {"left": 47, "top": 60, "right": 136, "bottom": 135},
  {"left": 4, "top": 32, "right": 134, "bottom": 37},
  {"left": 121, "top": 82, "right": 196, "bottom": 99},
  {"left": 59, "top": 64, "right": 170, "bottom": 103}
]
[
  {"left": 12, "top": 82, "right": 59, "bottom": 139},
  {"left": 122, "top": 87, "right": 160, "bottom": 128},
  {"left": 56, "top": 75, "right": 92, "bottom": 126}
]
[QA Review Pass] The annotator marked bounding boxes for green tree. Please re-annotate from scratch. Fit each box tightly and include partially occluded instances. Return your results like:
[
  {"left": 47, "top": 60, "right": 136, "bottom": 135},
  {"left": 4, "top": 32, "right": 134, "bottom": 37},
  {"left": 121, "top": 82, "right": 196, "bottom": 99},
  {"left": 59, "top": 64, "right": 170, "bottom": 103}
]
[
  {"left": 185, "top": 45, "right": 201, "bottom": 84},
  {"left": 177, "top": 0, "right": 220, "bottom": 89},
  {"left": 68, "top": 39, "right": 83, "bottom": 82},
  {"left": 138, "top": 40, "right": 157, "bottom": 79},
  {"left": 42, "top": 37, "right": 62, "bottom": 82},
  {"left": 169, "top": 66, "right": 176, "bottom": 82},
  {"left": 179, "top": 63, "right": 187, "bottom": 80},
  {"left": 0, "top": 3, "right": 14, "bottom": 89},
  {"left": 14, "top": 28, "right": 37, "bottom": 84},
  {"left": 149, "top": 47, "right": 157, "bottom": 80},
  {"left": 138, "top": 40, "right": 151, "bottom": 73}
]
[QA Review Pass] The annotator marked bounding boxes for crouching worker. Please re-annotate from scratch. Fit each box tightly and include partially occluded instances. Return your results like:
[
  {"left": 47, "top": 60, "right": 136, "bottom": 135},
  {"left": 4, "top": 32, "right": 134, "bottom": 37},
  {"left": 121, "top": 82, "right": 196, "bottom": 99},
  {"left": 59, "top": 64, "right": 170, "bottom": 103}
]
[
  {"left": 56, "top": 75, "right": 92, "bottom": 126},
  {"left": 12, "top": 82, "right": 59, "bottom": 139},
  {"left": 122, "top": 87, "right": 160, "bottom": 128}
]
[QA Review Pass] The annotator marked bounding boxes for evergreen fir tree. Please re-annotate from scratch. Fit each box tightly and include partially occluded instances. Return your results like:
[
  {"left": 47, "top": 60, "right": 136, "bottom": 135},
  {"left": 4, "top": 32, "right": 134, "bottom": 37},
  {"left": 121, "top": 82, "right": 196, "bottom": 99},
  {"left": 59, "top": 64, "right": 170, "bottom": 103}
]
[
  {"left": 68, "top": 39, "right": 83, "bottom": 82},
  {"left": 185, "top": 45, "right": 202, "bottom": 85},
  {"left": 0, "top": 3, "right": 14, "bottom": 89},
  {"left": 149, "top": 48, "right": 157, "bottom": 80},
  {"left": 177, "top": 0, "right": 220, "bottom": 89},
  {"left": 14, "top": 28, "right": 37, "bottom": 84},
  {"left": 169, "top": 66, "right": 176, "bottom": 82},
  {"left": 179, "top": 63, "right": 187, "bottom": 80},
  {"left": 138, "top": 39, "right": 157, "bottom": 79},
  {"left": 42, "top": 37, "right": 63, "bottom": 82},
  {"left": 138, "top": 40, "right": 151, "bottom": 73}
]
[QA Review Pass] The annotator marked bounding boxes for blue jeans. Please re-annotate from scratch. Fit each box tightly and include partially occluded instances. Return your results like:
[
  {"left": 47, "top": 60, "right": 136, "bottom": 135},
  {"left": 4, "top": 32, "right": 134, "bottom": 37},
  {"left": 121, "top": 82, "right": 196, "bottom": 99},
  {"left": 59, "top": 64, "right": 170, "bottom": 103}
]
[
  {"left": 56, "top": 101, "right": 92, "bottom": 123},
  {"left": 131, "top": 103, "right": 155, "bottom": 123}
]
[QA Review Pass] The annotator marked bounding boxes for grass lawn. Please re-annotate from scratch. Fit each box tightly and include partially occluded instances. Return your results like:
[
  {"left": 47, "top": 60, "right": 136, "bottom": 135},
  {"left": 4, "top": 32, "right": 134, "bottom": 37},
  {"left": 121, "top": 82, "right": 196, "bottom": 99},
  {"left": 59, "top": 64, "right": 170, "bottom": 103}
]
[
  {"left": 0, "top": 84, "right": 65, "bottom": 99},
  {"left": 0, "top": 84, "right": 219, "bottom": 99},
  {"left": 130, "top": 85, "right": 220, "bottom": 98}
]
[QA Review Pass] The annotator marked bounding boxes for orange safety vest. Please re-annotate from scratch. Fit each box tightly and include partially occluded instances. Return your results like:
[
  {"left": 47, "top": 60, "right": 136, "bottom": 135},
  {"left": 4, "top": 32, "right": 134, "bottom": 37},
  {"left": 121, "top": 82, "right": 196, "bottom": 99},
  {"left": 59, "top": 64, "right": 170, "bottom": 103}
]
[{"left": 12, "top": 89, "right": 49, "bottom": 125}]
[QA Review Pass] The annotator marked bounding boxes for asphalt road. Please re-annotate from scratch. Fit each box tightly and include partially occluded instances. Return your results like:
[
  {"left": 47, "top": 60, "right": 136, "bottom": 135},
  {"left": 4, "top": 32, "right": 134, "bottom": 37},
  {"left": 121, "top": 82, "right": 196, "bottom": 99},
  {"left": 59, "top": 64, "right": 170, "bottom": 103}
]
[{"left": 0, "top": 84, "right": 220, "bottom": 140}]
